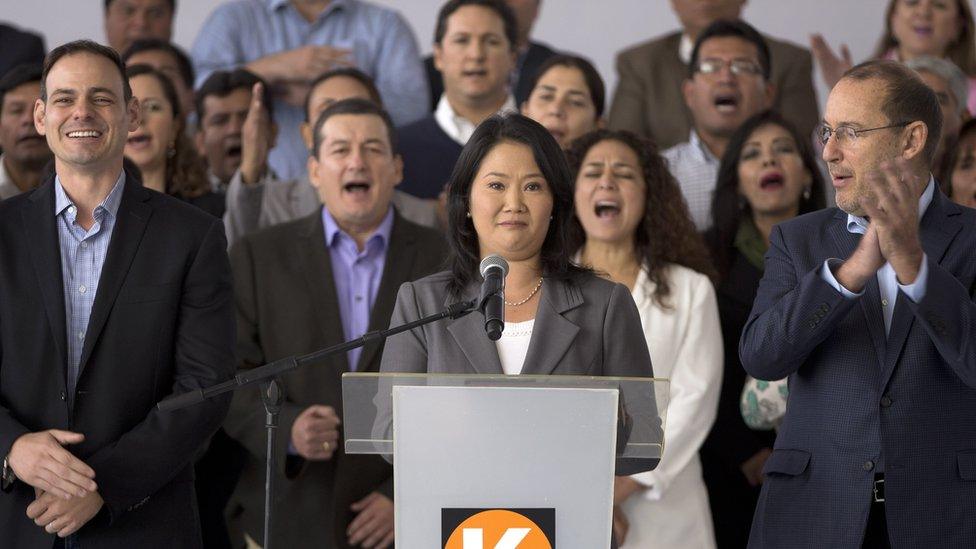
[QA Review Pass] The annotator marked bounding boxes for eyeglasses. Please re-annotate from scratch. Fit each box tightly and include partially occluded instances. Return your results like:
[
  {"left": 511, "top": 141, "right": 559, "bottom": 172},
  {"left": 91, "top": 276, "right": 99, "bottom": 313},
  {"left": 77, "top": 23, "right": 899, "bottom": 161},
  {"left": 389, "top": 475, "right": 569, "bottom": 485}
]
[
  {"left": 695, "top": 58, "right": 763, "bottom": 77},
  {"left": 816, "top": 122, "right": 911, "bottom": 147}
]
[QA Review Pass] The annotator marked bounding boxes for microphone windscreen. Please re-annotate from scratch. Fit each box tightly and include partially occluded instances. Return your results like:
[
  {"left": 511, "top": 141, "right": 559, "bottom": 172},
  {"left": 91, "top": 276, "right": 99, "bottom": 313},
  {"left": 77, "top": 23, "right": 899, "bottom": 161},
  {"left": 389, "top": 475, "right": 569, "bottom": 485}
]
[{"left": 479, "top": 254, "right": 509, "bottom": 278}]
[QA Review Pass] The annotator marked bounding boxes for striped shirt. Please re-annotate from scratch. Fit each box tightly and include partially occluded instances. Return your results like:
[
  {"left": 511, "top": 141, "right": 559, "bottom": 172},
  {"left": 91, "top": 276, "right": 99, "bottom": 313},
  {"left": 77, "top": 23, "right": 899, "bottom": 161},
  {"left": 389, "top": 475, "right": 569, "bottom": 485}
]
[
  {"left": 662, "top": 130, "right": 720, "bottom": 231},
  {"left": 55, "top": 172, "right": 125, "bottom": 405}
]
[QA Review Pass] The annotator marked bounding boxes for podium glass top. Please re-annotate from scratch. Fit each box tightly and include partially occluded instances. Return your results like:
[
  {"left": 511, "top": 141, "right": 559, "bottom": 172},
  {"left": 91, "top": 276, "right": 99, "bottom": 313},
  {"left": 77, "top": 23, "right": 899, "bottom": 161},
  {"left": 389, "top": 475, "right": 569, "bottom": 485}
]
[{"left": 341, "top": 372, "right": 669, "bottom": 459}]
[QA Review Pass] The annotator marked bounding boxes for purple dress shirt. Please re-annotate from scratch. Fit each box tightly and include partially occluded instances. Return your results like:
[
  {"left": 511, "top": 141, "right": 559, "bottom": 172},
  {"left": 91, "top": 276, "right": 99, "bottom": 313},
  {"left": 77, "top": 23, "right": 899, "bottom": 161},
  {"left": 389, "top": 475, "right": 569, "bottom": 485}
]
[{"left": 322, "top": 205, "right": 393, "bottom": 370}]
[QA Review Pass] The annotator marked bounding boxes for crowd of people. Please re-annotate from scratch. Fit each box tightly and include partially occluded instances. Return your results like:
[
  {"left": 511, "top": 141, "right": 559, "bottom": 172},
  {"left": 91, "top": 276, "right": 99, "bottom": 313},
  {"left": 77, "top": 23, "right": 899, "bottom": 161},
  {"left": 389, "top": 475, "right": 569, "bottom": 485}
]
[{"left": 0, "top": 1, "right": 974, "bottom": 548}]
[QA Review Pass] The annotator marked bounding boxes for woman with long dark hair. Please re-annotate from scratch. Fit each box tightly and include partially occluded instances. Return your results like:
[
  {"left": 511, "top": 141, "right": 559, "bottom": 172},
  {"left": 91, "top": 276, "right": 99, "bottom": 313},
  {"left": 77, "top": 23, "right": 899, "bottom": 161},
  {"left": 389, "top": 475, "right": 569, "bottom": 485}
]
[
  {"left": 567, "top": 129, "right": 721, "bottom": 548},
  {"left": 701, "top": 110, "right": 826, "bottom": 547}
]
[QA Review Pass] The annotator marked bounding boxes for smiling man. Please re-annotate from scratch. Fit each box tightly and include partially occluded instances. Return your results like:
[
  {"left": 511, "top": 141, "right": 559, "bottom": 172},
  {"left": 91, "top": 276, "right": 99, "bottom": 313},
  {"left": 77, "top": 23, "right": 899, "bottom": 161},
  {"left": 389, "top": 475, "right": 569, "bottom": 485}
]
[
  {"left": 0, "top": 64, "right": 51, "bottom": 200},
  {"left": 0, "top": 40, "right": 234, "bottom": 548},
  {"left": 662, "top": 19, "right": 773, "bottom": 231},
  {"left": 225, "top": 98, "right": 447, "bottom": 548}
]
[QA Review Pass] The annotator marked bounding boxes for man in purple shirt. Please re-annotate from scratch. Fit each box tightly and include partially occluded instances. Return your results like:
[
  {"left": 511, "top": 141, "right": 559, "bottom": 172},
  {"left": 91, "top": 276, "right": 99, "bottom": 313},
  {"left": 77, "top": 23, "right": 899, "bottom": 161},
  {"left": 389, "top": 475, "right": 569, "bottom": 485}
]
[{"left": 224, "top": 98, "right": 447, "bottom": 548}]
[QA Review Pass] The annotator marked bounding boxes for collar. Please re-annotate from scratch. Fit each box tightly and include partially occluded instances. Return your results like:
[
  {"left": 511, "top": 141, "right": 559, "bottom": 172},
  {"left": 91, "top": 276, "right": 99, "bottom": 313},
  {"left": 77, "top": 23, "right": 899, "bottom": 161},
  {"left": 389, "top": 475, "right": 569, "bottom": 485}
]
[
  {"left": 679, "top": 33, "right": 694, "bottom": 64},
  {"left": 54, "top": 171, "right": 126, "bottom": 219},
  {"left": 322, "top": 203, "right": 394, "bottom": 248},
  {"left": 434, "top": 94, "right": 518, "bottom": 145},
  {"left": 687, "top": 129, "right": 718, "bottom": 163},
  {"left": 268, "top": 0, "right": 348, "bottom": 16},
  {"left": 846, "top": 175, "right": 936, "bottom": 234}
]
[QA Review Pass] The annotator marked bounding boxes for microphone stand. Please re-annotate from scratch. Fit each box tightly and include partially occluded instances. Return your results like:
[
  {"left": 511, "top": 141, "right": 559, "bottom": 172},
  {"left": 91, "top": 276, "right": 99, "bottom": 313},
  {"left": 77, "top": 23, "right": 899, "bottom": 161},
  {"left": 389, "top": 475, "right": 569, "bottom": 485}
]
[{"left": 157, "top": 299, "right": 477, "bottom": 549}]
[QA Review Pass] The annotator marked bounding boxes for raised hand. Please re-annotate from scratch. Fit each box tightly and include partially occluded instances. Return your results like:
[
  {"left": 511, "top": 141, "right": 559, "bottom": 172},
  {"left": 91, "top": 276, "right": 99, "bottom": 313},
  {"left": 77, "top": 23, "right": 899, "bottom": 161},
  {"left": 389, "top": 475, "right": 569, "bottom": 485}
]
[
  {"left": 8, "top": 430, "right": 97, "bottom": 500},
  {"left": 810, "top": 34, "right": 853, "bottom": 89},
  {"left": 240, "top": 82, "right": 275, "bottom": 184},
  {"left": 861, "top": 160, "right": 925, "bottom": 284},
  {"left": 290, "top": 405, "right": 340, "bottom": 461},
  {"left": 836, "top": 223, "right": 885, "bottom": 293}
]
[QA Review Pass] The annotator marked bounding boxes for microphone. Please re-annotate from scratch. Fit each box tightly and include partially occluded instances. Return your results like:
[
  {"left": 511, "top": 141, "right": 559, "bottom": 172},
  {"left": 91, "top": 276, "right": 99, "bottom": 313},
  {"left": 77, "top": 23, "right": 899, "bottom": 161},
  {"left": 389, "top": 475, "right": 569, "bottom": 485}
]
[{"left": 479, "top": 255, "right": 508, "bottom": 341}]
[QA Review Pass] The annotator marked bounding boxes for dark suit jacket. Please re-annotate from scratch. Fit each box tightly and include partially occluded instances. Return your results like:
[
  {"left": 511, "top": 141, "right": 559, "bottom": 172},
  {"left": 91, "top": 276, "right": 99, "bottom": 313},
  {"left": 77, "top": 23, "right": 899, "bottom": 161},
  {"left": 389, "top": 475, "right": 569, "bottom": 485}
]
[
  {"left": 225, "top": 208, "right": 448, "bottom": 548},
  {"left": 608, "top": 31, "right": 819, "bottom": 150},
  {"left": 739, "top": 190, "right": 976, "bottom": 548},
  {"left": 423, "top": 41, "right": 558, "bottom": 110},
  {"left": 0, "top": 174, "right": 235, "bottom": 548}
]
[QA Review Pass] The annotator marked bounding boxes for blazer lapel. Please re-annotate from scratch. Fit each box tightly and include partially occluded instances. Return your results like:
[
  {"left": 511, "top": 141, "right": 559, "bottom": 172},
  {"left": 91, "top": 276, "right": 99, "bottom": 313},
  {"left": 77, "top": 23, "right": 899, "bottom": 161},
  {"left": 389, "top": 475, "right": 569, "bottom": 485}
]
[
  {"left": 295, "top": 210, "right": 349, "bottom": 372},
  {"left": 22, "top": 178, "right": 69, "bottom": 382},
  {"left": 358, "top": 213, "right": 416, "bottom": 372},
  {"left": 78, "top": 178, "right": 152, "bottom": 375},
  {"left": 828, "top": 210, "right": 887, "bottom": 370},
  {"left": 447, "top": 282, "right": 503, "bottom": 374},
  {"left": 520, "top": 278, "right": 581, "bottom": 376},
  {"left": 881, "top": 190, "right": 962, "bottom": 387}
]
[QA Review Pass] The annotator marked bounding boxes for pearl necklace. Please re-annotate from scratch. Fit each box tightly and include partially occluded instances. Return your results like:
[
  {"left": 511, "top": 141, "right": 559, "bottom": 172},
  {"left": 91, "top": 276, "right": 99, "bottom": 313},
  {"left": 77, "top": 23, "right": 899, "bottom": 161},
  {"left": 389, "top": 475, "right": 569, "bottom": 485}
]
[{"left": 505, "top": 277, "right": 544, "bottom": 307}]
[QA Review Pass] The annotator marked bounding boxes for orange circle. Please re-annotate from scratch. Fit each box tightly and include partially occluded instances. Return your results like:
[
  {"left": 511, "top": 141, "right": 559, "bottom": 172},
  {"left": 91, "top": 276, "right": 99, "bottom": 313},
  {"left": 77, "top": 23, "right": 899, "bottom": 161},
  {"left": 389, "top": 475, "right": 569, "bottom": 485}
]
[{"left": 444, "top": 509, "right": 553, "bottom": 549}]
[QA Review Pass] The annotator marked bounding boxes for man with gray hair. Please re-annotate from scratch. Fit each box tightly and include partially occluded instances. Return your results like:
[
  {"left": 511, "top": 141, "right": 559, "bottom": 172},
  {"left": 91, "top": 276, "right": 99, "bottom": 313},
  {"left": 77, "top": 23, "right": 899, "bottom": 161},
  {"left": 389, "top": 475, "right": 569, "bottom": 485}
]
[{"left": 904, "top": 56, "right": 970, "bottom": 181}]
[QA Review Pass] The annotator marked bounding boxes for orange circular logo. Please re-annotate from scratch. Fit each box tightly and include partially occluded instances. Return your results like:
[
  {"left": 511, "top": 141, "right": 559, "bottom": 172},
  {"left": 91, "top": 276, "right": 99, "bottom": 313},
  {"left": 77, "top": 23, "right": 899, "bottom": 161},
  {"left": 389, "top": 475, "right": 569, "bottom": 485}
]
[{"left": 444, "top": 509, "right": 553, "bottom": 549}]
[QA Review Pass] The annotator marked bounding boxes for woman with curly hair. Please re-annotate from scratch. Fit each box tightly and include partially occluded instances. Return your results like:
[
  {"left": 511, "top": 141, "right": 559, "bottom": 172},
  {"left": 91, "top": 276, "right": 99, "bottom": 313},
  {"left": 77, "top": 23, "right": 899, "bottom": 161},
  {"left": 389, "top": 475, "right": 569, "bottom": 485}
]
[
  {"left": 567, "top": 129, "right": 721, "bottom": 549},
  {"left": 701, "top": 110, "right": 826, "bottom": 548},
  {"left": 124, "top": 64, "right": 224, "bottom": 217}
]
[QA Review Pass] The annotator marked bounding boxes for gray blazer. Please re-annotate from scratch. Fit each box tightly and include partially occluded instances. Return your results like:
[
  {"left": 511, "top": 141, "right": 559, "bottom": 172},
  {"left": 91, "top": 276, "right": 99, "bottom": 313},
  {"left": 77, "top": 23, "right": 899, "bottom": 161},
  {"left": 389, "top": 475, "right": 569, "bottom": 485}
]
[
  {"left": 381, "top": 271, "right": 654, "bottom": 377},
  {"left": 380, "top": 270, "right": 660, "bottom": 480}
]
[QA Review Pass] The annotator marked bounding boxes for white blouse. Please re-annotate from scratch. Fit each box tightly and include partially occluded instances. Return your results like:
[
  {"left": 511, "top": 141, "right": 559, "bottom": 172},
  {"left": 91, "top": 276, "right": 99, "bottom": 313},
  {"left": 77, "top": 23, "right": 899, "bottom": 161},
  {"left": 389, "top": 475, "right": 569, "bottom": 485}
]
[{"left": 493, "top": 319, "right": 535, "bottom": 375}]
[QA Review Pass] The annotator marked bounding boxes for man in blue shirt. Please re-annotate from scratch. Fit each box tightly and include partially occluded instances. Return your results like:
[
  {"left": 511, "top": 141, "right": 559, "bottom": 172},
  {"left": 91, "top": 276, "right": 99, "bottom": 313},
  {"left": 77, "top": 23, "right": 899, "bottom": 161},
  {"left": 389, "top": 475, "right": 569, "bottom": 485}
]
[{"left": 191, "top": 0, "right": 430, "bottom": 182}]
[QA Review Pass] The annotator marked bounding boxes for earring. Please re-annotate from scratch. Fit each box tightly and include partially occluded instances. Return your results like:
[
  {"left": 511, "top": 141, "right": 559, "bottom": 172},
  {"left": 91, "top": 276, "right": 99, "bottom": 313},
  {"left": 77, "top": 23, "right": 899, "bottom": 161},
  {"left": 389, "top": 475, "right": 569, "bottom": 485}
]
[
  {"left": 466, "top": 212, "right": 472, "bottom": 218},
  {"left": 803, "top": 186, "right": 811, "bottom": 200},
  {"left": 167, "top": 144, "right": 176, "bottom": 158}
]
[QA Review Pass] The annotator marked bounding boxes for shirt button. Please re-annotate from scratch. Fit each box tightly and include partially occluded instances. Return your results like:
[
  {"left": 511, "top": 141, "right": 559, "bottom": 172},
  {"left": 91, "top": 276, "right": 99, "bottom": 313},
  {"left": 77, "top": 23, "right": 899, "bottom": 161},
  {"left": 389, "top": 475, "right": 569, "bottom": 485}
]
[
  {"left": 881, "top": 396, "right": 893, "bottom": 408},
  {"left": 80, "top": 241, "right": 88, "bottom": 249},
  {"left": 78, "top": 285, "right": 87, "bottom": 294},
  {"left": 355, "top": 295, "right": 363, "bottom": 302},
  {"left": 863, "top": 460, "right": 875, "bottom": 471},
  {"left": 67, "top": 206, "right": 75, "bottom": 214},
  {"left": 78, "top": 331, "right": 85, "bottom": 340},
  {"left": 881, "top": 299, "right": 889, "bottom": 307}
]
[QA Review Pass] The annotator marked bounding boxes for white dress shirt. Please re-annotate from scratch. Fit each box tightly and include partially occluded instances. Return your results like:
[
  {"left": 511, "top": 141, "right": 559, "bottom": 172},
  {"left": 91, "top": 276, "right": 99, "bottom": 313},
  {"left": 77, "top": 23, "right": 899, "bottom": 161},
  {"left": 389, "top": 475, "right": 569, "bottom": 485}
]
[
  {"left": 0, "top": 154, "right": 25, "bottom": 200},
  {"left": 433, "top": 94, "right": 518, "bottom": 146},
  {"left": 662, "top": 130, "right": 721, "bottom": 231}
]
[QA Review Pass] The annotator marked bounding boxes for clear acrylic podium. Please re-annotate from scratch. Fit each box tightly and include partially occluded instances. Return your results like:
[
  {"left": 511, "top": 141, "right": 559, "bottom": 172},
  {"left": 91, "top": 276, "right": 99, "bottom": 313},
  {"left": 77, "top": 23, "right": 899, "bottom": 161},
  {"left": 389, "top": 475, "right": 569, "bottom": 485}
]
[{"left": 342, "top": 373, "right": 669, "bottom": 548}]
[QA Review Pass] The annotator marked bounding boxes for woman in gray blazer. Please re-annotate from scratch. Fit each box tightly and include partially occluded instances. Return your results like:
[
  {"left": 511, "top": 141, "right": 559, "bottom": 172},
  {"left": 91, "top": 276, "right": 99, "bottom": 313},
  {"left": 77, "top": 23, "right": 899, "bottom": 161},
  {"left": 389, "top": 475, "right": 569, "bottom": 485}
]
[{"left": 380, "top": 113, "right": 654, "bottom": 381}]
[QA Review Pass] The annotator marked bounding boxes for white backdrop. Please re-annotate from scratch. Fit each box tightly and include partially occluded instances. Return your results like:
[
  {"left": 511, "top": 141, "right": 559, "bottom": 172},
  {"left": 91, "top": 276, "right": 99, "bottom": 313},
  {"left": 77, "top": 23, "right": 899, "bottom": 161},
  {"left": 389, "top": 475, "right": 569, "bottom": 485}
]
[{"left": 4, "top": 0, "right": 973, "bottom": 111}]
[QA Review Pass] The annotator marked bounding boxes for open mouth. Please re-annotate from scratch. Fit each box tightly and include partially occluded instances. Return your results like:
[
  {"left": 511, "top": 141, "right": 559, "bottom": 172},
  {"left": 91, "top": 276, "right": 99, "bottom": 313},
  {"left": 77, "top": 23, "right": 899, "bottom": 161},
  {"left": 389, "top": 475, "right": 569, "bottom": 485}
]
[
  {"left": 343, "top": 181, "right": 371, "bottom": 194},
  {"left": 830, "top": 172, "right": 853, "bottom": 187},
  {"left": 912, "top": 25, "right": 934, "bottom": 37},
  {"left": 126, "top": 134, "right": 152, "bottom": 148},
  {"left": 594, "top": 200, "right": 621, "bottom": 218},
  {"left": 759, "top": 172, "right": 784, "bottom": 190},
  {"left": 224, "top": 143, "right": 242, "bottom": 159},
  {"left": 714, "top": 94, "right": 739, "bottom": 114},
  {"left": 66, "top": 130, "right": 103, "bottom": 139}
]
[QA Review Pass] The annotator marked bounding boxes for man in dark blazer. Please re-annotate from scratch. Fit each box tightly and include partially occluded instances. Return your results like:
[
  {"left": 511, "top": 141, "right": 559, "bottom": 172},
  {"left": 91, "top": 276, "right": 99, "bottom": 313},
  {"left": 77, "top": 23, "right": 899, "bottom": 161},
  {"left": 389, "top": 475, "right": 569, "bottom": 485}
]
[
  {"left": 608, "top": 1, "right": 818, "bottom": 150},
  {"left": 0, "top": 40, "right": 234, "bottom": 547},
  {"left": 740, "top": 60, "right": 976, "bottom": 547},
  {"left": 225, "top": 98, "right": 447, "bottom": 548},
  {"left": 0, "top": 22, "right": 45, "bottom": 80}
]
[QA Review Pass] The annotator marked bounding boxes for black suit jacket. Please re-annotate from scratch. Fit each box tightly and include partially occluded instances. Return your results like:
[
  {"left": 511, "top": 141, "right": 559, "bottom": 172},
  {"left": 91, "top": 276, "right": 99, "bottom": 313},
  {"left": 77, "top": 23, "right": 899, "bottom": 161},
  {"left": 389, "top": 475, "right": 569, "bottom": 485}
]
[
  {"left": 0, "top": 173, "right": 235, "bottom": 548},
  {"left": 225, "top": 208, "right": 448, "bottom": 548}
]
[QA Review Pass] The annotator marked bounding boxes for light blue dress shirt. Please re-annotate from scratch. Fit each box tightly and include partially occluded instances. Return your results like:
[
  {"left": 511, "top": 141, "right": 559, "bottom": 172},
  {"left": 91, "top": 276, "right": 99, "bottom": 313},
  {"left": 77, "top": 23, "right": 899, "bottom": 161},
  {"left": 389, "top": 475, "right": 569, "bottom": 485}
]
[
  {"left": 821, "top": 177, "right": 935, "bottom": 334},
  {"left": 191, "top": 0, "right": 429, "bottom": 181},
  {"left": 55, "top": 172, "right": 125, "bottom": 406}
]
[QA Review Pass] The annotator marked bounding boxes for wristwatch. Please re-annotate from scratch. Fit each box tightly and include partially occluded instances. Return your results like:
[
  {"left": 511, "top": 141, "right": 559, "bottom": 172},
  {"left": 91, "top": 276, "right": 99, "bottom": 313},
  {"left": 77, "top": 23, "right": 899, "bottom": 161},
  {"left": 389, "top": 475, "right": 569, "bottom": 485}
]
[{"left": 1, "top": 455, "right": 16, "bottom": 491}]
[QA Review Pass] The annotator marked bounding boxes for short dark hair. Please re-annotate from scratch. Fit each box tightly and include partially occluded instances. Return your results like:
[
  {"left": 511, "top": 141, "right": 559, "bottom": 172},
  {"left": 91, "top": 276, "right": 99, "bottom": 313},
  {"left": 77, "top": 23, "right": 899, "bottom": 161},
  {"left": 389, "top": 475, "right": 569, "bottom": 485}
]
[
  {"left": 41, "top": 40, "right": 132, "bottom": 103},
  {"left": 434, "top": 0, "right": 518, "bottom": 51},
  {"left": 121, "top": 38, "right": 194, "bottom": 90},
  {"left": 689, "top": 19, "right": 771, "bottom": 80},
  {"left": 709, "top": 110, "right": 827, "bottom": 277},
  {"left": 310, "top": 97, "right": 399, "bottom": 157},
  {"left": 444, "top": 113, "right": 590, "bottom": 298},
  {"left": 195, "top": 68, "right": 273, "bottom": 123},
  {"left": 304, "top": 67, "right": 383, "bottom": 122},
  {"left": 525, "top": 54, "right": 606, "bottom": 117},
  {"left": 104, "top": 0, "right": 175, "bottom": 11},
  {"left": 0, "top": 63, "right": 43, "bottom": 111},
  {"left": 842, "top": 60, "right": 944, "bottom": 164}
]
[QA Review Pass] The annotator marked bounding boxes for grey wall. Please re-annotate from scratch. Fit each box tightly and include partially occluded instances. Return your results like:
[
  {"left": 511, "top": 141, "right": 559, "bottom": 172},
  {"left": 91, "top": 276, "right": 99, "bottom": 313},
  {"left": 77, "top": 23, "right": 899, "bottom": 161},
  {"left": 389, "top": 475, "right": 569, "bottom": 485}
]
[{"left": 4, "top": 0, "right": 971, "bottom": 111}]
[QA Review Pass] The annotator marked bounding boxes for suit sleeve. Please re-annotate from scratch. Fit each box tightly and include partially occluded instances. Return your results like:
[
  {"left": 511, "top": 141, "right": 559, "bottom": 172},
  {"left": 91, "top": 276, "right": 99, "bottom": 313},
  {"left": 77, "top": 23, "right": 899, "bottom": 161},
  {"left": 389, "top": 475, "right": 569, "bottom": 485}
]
[
  {"left": 775, "top": 47, "right": 820, "bottom": 143},
  {"left": 85, "top": 218, "right": 236, "bottom": 522},
  {"left": 630, "top": 276, "right": 722, "bottom": 499},
  {"left": 222, "top": 236, "right": 305, "bottom": 474},
  {"left": 604, "top": 282, "right": 661, "bottom": 475},
  {"left": 379, "top": 282, "right": 429, "bottom": 374},
  {"left": 223, "top": 169, "right": 269, "bottom": 250},
  {"left": 739, "top": 224, "right": 859, "bottom": 380},
  {"left": 903, "top": 255, "right": 976, "bottom": 389},
  {"left": 607, "top": 51, "right": 649, "bottom": 137}
]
